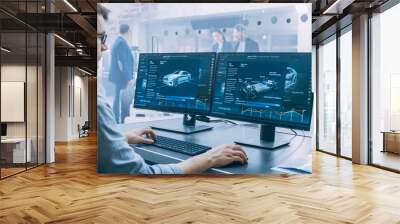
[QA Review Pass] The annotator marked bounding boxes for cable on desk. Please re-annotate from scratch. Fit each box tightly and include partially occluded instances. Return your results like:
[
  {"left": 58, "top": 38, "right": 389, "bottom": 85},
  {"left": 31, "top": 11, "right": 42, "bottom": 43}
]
[
  {"left": 239, "top": 123, "right": 258, "bottom": 127},
  {"left": 196, "top": 115, "right": 238, "bottom": 125},
  {"left": 290, "top": 129, "right": 298, "bottom": 136},
  {"left": 209, "top": 119, "right": 238, "bottom": 125},
  {"left": 281, "top": 129, "right": 309, "bottom": 138}
]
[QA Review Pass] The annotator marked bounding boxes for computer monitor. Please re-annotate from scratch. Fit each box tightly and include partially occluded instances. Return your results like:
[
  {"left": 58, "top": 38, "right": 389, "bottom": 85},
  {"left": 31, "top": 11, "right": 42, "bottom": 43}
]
[
  {"left": 211, "top": 53, "right": 313, "bottom": 149},
  {"left": 134, "top": 53, "right": 216, "bottom": 134},
  {"left": 1, "top": 123, "right": 7, "bottom": 138}
]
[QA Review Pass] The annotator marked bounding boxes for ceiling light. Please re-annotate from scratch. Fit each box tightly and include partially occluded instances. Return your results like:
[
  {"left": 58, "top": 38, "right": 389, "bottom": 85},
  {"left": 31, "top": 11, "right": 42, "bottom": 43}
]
[
  {"left": 63, "top": 0, "right": 78, "bottom": 12},
  {"left": 54, "top": 34, "right": 75, "bottom": 48},
  {"left": 78, "top": 68, "right": 92, "bottom": 76},
  {"left": 1, "top": 47, "right": 11, "bottom": 53}
]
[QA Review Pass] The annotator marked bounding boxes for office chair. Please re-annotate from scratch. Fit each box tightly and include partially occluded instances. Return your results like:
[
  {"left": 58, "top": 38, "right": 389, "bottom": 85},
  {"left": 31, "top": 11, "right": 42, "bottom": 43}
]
[{"left": 79, "top": 121, "right": 90, "bottom": 138}]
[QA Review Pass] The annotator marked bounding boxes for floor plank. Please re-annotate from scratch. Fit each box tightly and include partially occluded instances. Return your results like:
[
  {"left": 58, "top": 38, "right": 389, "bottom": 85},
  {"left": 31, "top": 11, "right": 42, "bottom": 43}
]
[{"left": 1, "top": 135, "right": 400, "bottom": 224}]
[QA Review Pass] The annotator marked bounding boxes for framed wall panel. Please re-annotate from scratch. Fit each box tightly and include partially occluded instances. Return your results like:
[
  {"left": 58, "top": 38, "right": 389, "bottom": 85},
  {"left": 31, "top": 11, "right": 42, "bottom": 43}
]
[{"left": 1, "top": 82, "right": 25, "bottom": 122}]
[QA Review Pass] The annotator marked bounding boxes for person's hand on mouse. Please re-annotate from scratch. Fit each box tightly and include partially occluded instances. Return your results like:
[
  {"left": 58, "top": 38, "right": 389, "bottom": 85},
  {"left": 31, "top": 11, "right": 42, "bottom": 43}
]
[
  {"left": 203, "top": 144, "right": 248, "bottom": 167},
  {"left": 125, "top": 128, "right": 156, "bottom": 144},
  {"left": 176, "top": 144, "right": 248, "bottom": 173}
]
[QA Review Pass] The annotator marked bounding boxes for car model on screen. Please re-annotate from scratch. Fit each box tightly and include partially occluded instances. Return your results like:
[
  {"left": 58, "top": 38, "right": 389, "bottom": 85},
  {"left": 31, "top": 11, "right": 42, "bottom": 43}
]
[
  {"left": 239, "top": 80, "right": 278, "bottom": 99},
  {"left": 162, "top": 71, "right": 192, "bottom": 87},
  {"left": 285, "top": 67, "right": 297, "bottom": 90}
]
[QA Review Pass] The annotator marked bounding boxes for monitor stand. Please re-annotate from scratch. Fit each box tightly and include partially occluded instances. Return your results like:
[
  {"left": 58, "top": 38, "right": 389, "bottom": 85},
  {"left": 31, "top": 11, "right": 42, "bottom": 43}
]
[
  {"left": 150, "top": 114, "right": 213, "bottom": 134},
  {"left": 235, "top": 124, "right": 290, "bottom": 150}
]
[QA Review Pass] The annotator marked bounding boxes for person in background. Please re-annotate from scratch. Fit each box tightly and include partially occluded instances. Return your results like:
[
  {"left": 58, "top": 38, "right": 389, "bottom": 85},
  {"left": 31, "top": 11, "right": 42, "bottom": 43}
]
[
  {"left": 97, "top": 5, "right": 248, "bottom": 174},
  {"left": 211, "top": 29, "right": 232, "bottom": 52},
  {"left": 232, "top": 24, "right": 259, "bottom": 52},
  {"left": 109, "top": 24, "right": 134, "bottom": 124}
]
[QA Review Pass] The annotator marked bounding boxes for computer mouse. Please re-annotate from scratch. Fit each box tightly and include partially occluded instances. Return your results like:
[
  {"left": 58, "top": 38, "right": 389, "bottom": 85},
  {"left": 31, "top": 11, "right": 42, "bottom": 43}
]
[{"left": 228, "top": 160, "right": 247, "bottom": 167}]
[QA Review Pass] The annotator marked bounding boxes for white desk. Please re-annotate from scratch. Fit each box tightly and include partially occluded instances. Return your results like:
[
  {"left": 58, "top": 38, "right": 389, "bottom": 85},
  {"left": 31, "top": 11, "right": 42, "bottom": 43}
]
[
  {"left": 117, "top": 118, "right": 312, "bottom": 174},
  {"left": 1, "top": 138, "right": 31, "bottom": 163}
]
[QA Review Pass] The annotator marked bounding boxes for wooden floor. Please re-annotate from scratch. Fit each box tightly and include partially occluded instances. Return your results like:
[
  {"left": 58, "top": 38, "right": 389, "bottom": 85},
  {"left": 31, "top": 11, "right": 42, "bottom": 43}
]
[
  {"left": 1, "top": 167, "right": 26, "bottom": 178},
  {"left": 1, "top": 135, "right": 400, "bottom": 224},
  {"left": 372, "top": 150, "right": 400, "bottom": 171}
]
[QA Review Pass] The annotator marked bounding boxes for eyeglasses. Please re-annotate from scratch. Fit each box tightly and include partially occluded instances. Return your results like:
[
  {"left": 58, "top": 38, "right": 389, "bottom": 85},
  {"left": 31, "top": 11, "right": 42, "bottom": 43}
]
[{"left": 98, "top": 32, "right": 107, "bottom": 45}]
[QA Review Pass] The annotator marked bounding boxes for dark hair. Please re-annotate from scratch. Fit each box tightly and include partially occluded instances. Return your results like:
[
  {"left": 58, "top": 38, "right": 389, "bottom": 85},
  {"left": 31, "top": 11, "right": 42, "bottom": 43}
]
[
  {"left": 233, "top": 24, "right": 245, "bottom": 33},
  {"left": 97, "top": 4, "right": 110, "bottom": 21},
  {"left": 120, "top": 24, "right": 130, "bottom": 34},
  {"left": 210, "top": 28, "right": 225, "bottom": 41}
]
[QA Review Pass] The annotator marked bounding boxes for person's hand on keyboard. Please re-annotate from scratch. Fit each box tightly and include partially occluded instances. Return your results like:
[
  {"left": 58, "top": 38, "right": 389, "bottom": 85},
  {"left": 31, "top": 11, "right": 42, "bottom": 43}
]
[{"left": 125, "top": 128, "right": 156, "bottom": 144}]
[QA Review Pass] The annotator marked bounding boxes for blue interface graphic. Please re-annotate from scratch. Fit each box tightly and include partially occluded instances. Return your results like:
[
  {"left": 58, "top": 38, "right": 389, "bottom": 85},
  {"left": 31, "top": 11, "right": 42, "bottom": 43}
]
[
  {"left": 134, "top": 53, "right": 216, "bottom": 114},
  {"left": 211, "top": 53, "right": 313, "bottom": 129}
]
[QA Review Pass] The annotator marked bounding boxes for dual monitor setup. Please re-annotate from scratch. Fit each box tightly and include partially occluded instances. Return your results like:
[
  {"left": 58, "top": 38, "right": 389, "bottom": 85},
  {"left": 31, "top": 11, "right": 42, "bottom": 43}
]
[{"left": 134, "top": 52, "right": 313, "bottom": 150}]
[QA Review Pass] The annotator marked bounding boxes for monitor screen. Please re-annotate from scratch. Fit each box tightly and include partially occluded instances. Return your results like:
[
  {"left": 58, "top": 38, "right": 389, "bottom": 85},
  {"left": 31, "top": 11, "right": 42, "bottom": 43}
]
[
  {"left": 1, "top": 123, "right": 7, "bottom": 137},
  {"left": 211, "top": 53, "right": 313, "bottom": 130},
  {"left": 134, "top": 53, "right": 216, "bottom": 115}
]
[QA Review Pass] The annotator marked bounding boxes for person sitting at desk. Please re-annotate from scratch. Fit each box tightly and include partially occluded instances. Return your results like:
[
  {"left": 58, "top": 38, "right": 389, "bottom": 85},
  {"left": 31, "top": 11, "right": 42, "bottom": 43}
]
[{"left": 97, "top": 5, "right": 248, "bottom": 175}]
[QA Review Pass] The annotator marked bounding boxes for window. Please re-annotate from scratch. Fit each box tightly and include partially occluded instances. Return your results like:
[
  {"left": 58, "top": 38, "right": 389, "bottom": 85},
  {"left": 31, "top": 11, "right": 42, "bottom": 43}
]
[
  {"left": 317, "top": 36, "right": 337, "bottom": 154},
  {"left": 339, "top": 28, "right": 352, "bottom": 158},
  {"left": 370, "top": 3, "right": 400, "bottom": 171},
  {"left": 316, "top": 26, "right": 353, "bottom": 159}
]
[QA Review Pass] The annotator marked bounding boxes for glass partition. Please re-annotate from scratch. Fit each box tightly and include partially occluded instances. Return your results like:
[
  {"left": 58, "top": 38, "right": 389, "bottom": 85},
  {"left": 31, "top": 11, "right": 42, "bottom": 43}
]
[
  {"left": 1, "top": 31, "right": 28, "bottom": 177},
  {"left": 317, "top": 36, "right": 337, "bottom": 155},
  {"left": 0, "top": 1, "right": 46, "bottom": 179}
]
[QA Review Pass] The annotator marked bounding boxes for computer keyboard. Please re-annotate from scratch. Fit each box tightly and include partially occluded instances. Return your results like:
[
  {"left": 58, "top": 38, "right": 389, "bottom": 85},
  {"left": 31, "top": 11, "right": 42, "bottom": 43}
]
[{"left": 152, "top": 135, "right": 211, "bottom": 156}]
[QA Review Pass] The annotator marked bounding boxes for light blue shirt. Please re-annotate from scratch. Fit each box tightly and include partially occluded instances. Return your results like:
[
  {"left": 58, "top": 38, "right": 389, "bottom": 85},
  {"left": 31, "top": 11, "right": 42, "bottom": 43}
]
[
  {"left": 237, "top": 40, "right": 246, "bottom": 52},
  {"left": 97, "top": 93, "right": 182, "bottom": 174}
]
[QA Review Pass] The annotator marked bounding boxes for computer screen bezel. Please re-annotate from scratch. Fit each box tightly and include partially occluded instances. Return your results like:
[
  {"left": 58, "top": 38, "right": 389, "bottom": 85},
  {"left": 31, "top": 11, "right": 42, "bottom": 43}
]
[
  {"left": 134, "top": 52, "right": 217, "bottom": 116},
  {"left": 210, "top": 52, "right": 313, "bottom": 131},
  {"left": 1, "top": 123, "right": 7, "bottom": 137}
]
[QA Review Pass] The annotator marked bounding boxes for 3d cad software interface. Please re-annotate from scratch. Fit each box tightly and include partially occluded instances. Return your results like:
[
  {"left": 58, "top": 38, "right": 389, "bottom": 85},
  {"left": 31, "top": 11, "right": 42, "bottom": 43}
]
[
  {"left": 135, "top": 53, "right": 216, "bottom": 113},
  {"left": 212, "top": 53, "right": 312, "bottom": 127}
]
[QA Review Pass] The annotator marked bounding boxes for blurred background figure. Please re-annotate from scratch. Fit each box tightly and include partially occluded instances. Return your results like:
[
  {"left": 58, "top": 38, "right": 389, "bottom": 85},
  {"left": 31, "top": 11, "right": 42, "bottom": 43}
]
[
  {"left": 232, "top": 24, "right": 259, "bottom": 52},
  {"left": 109, "top": 24, "right": 134, "bottom": 124},
  {"left": 211, "top": 29, "right": 232, "bottom": 52}
]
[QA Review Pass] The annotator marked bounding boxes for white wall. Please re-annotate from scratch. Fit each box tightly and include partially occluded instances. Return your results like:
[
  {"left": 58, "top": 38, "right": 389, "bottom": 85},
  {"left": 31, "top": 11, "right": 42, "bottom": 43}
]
[
  {"left": 72, "top": 74, "right": 89, "bottom": 138},
  {"left": 55, "top": 67, "right": 69, "bottom": 141},
  {"left": 102, "top": 3, "right": 312, "bottom": 54},
  {"left": 105, "top": 3, "right": 310, "bottom": 21},
  {"left": 54, "top": 67, "right": 89, "bottom": 141}
]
